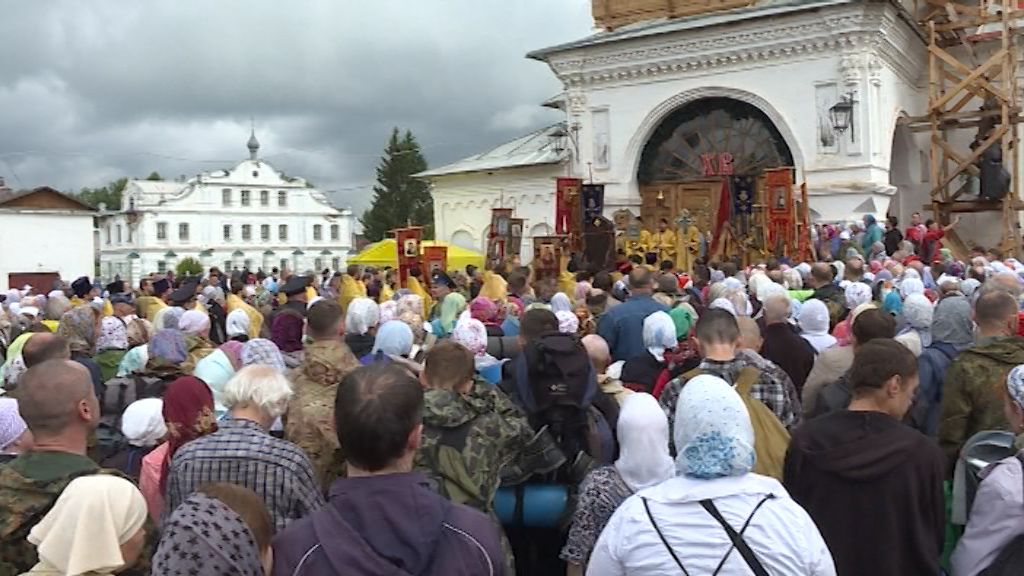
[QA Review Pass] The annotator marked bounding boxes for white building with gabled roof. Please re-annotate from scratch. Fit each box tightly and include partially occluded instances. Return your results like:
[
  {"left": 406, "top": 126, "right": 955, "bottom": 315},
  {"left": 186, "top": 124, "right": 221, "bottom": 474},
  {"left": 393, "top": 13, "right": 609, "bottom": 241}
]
[{"left": 98, "top": 131, "right": 355, "bottom": 284}]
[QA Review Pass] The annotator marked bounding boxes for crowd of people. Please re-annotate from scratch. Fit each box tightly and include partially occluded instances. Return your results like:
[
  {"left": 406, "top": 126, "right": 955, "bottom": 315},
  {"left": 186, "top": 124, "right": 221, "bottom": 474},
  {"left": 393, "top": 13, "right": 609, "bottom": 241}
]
[{"left": 1, "top": 210, "right": 1024, "bottom": 575}]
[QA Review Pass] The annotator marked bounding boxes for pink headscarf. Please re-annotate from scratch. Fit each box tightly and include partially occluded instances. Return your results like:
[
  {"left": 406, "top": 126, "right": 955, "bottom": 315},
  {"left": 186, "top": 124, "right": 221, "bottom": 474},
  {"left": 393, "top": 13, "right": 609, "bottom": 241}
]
[
  {"left": 218, "top": 340, "right": 244, "bottom": 370},
  {"left": 469, "top": 297, "right": 500, "bottom": 326}
]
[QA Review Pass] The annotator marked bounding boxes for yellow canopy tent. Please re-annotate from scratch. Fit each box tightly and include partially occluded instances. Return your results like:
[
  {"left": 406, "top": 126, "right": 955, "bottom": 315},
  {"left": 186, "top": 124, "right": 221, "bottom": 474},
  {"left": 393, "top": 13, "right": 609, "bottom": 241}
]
[{"left": 348, "top": 239, "right": 485, "bottom": 272}]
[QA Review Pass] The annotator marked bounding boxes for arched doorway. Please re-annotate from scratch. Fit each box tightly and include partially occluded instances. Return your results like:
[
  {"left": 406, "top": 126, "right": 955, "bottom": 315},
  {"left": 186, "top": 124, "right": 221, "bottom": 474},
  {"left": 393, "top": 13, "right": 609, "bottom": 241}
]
[{"left": 637, "top": 97, "right": 794, "bottom": 234}]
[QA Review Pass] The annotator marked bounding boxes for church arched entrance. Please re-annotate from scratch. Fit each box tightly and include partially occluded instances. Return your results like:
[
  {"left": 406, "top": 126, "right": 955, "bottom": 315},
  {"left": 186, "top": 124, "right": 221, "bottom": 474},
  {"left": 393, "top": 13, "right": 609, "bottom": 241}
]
[{"left": 637, "top": 97, "right": 794, "bottom": 235}]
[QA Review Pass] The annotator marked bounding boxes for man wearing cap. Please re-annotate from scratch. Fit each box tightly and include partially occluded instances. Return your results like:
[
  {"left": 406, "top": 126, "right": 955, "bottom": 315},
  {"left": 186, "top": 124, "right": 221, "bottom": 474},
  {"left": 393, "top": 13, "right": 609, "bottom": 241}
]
[
  {"left": 68, "top": 276, "right": 97, "bottom": 308},
  {"left": 428, "top": 271, "right": 456, "bottom": 322},
  {"left": 280, "top": 275, "right": 310, "bottom": 318}
]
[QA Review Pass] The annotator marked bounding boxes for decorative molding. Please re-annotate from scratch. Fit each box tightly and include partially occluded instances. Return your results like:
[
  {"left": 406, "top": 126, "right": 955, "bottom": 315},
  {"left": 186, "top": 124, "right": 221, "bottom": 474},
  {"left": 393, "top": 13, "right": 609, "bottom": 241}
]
[
  {"left": 868, "top": 54, "right": 883, "bottom": 86},
  {"left": 839, "top": 53, "right": 862, "bottom": 83},
  {"left": 545, "top": 4, "right": 923, "bottom": 89},
  {"left": 567, "top": 88, "right": 587, "bottom": 117}
]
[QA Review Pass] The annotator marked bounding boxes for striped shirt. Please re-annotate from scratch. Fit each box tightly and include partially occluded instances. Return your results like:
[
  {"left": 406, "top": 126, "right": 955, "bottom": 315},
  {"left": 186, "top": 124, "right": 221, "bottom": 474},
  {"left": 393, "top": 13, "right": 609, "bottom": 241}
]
[{"left": 166, "top": 417, "right": 325, "bottom": 530}]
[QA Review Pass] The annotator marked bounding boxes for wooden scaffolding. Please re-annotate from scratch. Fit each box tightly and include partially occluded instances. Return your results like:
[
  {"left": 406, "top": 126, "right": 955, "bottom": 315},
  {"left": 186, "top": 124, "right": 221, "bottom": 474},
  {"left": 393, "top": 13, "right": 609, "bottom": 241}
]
[{"left": 910, "top": 0, "right": 1024, "bottom": 256}]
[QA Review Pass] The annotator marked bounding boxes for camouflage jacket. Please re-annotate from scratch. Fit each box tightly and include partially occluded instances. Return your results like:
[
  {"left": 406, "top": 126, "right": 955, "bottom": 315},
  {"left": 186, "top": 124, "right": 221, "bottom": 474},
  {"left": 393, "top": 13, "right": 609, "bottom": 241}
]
[
  {"left": 414, "top": 379, "right": 565, "bottom": 516},
  {"left": 284, "top": 339, "right": 360, "bottom": 489},
  {"left": 0, "top": 451, "right": 154, "bottom": 576},
  {"left": 939, "top": 336, "right": 1024, "bottom": 468}
]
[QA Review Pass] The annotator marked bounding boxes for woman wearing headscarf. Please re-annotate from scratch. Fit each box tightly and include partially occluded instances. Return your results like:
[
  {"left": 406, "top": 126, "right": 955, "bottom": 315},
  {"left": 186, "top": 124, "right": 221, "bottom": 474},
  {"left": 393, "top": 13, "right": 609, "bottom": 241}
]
[
  {"left": 952, "top": 365, "right": 1024, "bottom": 575},
  {"left": 366, "top": 320, "right": 421, "bottom": 376},
  {"left": 240, "top": 338, "right": 288, "bottom": 373},
  {"left": 140, "top": 376, "right": 217, "bottom": 521},
  {"left": 270, "top": 311, "right": 305, "bottom": 368},
  {"left": 344, "top": 297, "right": 380, "bottom": 358},
  {"left": 561, "top": 393, "right": 674, "bottom": 573},
  {"left": 178, "top": 309, "right": 216, "bottom": 373},
  {"left": 194, "top": 340, "right": 245, "bottom": 417},
  {"left": 0, "top": 397, "right": 32, "bottom": 464},
  {"left": 58, "top": 305, "right": 104, "bottom": 395},
  {"left": 433, "top": 291, "right": 467, "bottom": 338},
  {"left": 799, "top": 298, "right": 838, "bottom": 353},
  {"left": 154, "top": 484, "right": 273, "bottom": 576},
  {"left": 95, "top": 316, "right": 129, "bottom": 382},
  {"left": 555, "top": 309, "right": 580, "bottom": 335},
  {"left": 451, "top": 316, "right": 502, "bottom": 384},
  {"left": 909, "top": 295, "right": 975, "bottom": 437},
  {"left": 101, "top": 397, "right": 166, "bottom": 481},
  {"left": 22, "top": 475, "right": 148, "bottom": 575},
  {"left": 469, "top": 296, "right": 504, "bottom": 337},
  {"left": 832, "top": 282, "right": 873, "bottom": 347},
  {"left": 226, "top": 308, "right": 251, "bottom": 343},
  {"left": 587, "top": 375, "right": 834, "bottom": 575},
  {"left": 894, "top": 293, "right": 933, "bottom": 357},
  {"left": 620, "top": 311, "right": 676, "bottom": 395}
]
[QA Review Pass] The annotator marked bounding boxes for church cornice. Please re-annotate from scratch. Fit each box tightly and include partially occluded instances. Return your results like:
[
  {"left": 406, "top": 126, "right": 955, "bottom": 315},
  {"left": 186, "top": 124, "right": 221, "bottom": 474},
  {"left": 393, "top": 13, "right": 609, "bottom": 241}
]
[{"left": 545, "top": 4, "right": 923, "bottom": 89}]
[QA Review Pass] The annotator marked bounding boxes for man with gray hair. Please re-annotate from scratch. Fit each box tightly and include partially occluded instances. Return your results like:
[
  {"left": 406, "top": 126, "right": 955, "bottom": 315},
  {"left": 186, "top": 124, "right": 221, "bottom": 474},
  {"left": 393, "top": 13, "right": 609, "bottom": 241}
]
[
  {"left": 597, "top": 268, "right": 669, "bottom": 362},
  {"left": 166, "top": 364, "right": 324, "bottom": 529}
]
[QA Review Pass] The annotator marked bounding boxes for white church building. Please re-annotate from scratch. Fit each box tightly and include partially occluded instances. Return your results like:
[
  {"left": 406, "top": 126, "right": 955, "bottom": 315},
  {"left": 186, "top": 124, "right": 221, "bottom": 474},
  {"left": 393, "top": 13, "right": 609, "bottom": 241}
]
[
  {"left": 423, "top": 0, "right": 1002, "bottom": 250},
  {"left": 97, "top": 132, "right": 355, "bottom": 284}
]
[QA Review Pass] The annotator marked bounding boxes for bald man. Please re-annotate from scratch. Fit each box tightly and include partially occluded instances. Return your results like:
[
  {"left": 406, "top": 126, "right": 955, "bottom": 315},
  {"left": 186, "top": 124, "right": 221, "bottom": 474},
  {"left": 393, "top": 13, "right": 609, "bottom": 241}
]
[
  {"left": 0, "top": 360, "right": 102, "bottom": 573},
  {"left": 21, "top": 333, "right": 70, "bottom": 369}
]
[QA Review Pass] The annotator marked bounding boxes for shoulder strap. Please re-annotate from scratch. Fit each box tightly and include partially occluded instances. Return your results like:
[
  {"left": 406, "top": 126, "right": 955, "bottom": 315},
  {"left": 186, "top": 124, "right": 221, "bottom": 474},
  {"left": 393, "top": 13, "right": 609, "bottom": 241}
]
[
  {"left": 734, "top": 367, "right": 761, "bottom": 396},
  {"left": 681, "top": 367, "right": 703, "bottom": 380},
  {"left": 641, "top": 497, "right": 690, "bottom": 576},
  {"left": 699, "top": 495, "right": 774, "bottom": 576}
]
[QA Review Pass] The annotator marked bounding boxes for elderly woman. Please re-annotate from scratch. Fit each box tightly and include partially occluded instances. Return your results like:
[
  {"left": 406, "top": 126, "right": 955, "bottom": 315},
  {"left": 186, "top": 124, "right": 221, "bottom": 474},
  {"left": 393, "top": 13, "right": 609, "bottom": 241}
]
[
  {"left": 366, "top": 320, "right": 421, "bottom": 375},
  {"left": 952, "top": 365, "right": 1024, "bottom": 575},
  {"left": 799, "top": 299, "right": 837, "bottom": 353},
  {"left": 23, "top": 475, "right": 148, "bottom": 575},
  {"left": 452, "top": 316, "right": 502, "bottom": 384},
  {"left": 102, "top": 397, "right": 165, "bottom": 481},
  {"left": 621, "top": 311, "right": 676, "bottom": 395},
  {"left": 894, "top": 293, "right": 933, "bottom": 357},
  {"left": 179, "top": 309, "right": 216, "bottom": 372},
  {"left": 96, "top": 316, "right": 130, "bottom": 381},
  {"left": 833, "top": 282, "right": 874, "bottom": 347},
  {"left": 587, "top": 375, "right": 835, "bottom": 575},
  {"left": 561, "top": 393, "right": 674, "bottom": 574},
  {"left": 226, "top": 309, "right": 251, "bottom": 343},
  {"left": 57, "top": 305, "right": 104, "bottom": 394},
  {"left": 470, "top": 296, "right": 505, "bottom": 337},
  {"left": 345, "top": 298, "right": 380, "bottom": 358}
]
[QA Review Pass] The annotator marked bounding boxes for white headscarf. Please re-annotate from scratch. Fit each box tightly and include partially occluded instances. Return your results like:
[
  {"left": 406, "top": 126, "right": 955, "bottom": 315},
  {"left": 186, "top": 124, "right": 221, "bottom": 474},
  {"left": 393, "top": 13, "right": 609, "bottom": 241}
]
[
  {"left": 798, "top": 298, "right": 837, "bottom": 352},
  {"left": 27, "top": 475, "right": 147, "bottom": 576},
  {"left": 120, "top": 398, "right": 167, "bottom": 448},
  {"left": 550, "top": 292, "right": 573, "bottom": 314},
  {"left": 709, "top": 298, "right": 737, "bottom": 317},
  {"left": 346, "top": 298, "right": 380, "bottom": 336},
  {"left": 643, "top": 311, "right": 677, "bottom": 362},
  {"left": 674, "top": 375, "right": 755, "bottom": 478},
  {"left": 900, "top": 277, "right": 925, "bottom": 298},
  {"left": 899, "top": 293, "right": 934, "bottom": 348},
  {"left": 614, "top": 393, "right": 675, "bottom": 491},
  {"left": 178, "top": 309, "right": 211, "bottom": 336},
  {"left": 844, "top": 282, "right": 872, "bottom": 310},
  {"left": 226, "top": 309, "right": 250, "bottom": 338}
]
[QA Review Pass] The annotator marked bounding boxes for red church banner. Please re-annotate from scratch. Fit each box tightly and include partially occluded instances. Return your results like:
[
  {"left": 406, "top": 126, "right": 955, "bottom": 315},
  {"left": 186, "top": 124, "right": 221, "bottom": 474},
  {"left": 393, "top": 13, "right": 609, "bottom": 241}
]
[
  {"left": 764, "top": 168, "right": 794, "bottom": 253},
  {"left": 555, "top": 177, "right": 583, "bottom": 235}
]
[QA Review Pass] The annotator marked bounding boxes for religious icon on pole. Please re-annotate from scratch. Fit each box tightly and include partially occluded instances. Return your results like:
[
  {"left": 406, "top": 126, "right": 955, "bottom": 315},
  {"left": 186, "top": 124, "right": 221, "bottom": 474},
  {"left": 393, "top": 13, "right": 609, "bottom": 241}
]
[
  {"left": 423, "top": 245, "right": 447, "bottom": 277},
  {"left": 555, "top": 178, "right": 583, "bottom": 235},
  {"left": 393, "top": 227, "right": 422, "bottom": 286}
]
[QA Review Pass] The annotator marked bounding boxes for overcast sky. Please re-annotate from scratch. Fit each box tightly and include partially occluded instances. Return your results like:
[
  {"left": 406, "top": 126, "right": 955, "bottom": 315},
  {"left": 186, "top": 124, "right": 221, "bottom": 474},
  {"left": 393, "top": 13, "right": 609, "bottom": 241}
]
[{"left": 0, "top": 1, "right": 594, "bottom": 215}]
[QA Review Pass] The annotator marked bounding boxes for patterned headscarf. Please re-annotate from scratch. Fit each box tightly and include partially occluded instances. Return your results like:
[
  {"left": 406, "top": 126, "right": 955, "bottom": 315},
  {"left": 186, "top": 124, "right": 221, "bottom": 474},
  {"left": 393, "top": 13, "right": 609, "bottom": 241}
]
[
  {"left": 452, "top": 317, "right": 488, "bottom": 357},
  {"left": 57, "top": 305, "right": 98, "bottom": 355},
  {"left": 844, "top": 282, "right": 873, "bottom": 311},
  {"left": 674, "top": 374, "right": 755, "bottom": 478},
  {"left": 397, "top": 310, "right": 426, "bottom": 345},
  {"left": 161, "top": 376, "right": 217, "bottom": 489},
  {"left": 379, "top": 300, "right": 399, "bottom": 324},
  {"left": 241, "top": 338, "right": 286, "bottom": 373},
  {"left": 126, "top": 318, "right": 153, "bottom": 348},
  {"left": 148, "top": 329, "right": 188, "bottom": 369},
  {"left": 270, "top": 312, "right": 304, "bottom": 353},
  {"left": 97, "top": 316, "right": 128, "bottom": 351},
  {"left": 556, "top": 310, "right": 579, "bottom": 335},
  {"left": 0, "top": 397, "right": 28, "bottom": 453},
  {"left": 1007, "top": 365, "right": 1024, "bottom": 410},
  {"left": 470, "top": 297, "right": 500, "bottom": 326},
  {"left": 152, "top": 492, "right": 264, "bottom": 576},
  {"left": 396, "top": 293, "right": 424, "bottom": 318}
]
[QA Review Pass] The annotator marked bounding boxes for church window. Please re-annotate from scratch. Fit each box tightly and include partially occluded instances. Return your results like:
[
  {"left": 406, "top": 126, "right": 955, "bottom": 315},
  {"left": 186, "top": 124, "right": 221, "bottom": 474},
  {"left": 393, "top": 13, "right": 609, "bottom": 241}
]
[
  {"left": 279, "top": 224, "right": 288, "bottom": 241},
  {"left": 278, "top": 191, "right": 287, "bottom": 207},
  {"left": 157, "top": 261, "right": 167, "bottom": 273},
  {"left": 116, "top": 225, "right": 122, "bottom": 243},
  {"left": 261, "top": 225, "right": 270, "bottom": 241},
  {"left": 314, "top": 258, "right": 323, "bottom": 271},
  {"left": 332, "top": 257, "right": 341, "bottom": 270},
  {"left": 223, "top": 225, "right": 232, "bottom": 241},
  {"left": 105, "top": 225, "right": 111, "bottom": 245},
  {"left": 222, "top": 189, "right": 232, "bottom": 207},
  {"left": 241, "top": 190, "right": 251, "bottom": 207},
  {"left": 242, "top": 225, "right": 252, "bottom": 241},
  {"left": 156, "top": 222, "right": 167, "bottom": 240},
  {"left": 260, "top": 190, "right": 269, "bottom": 207},
  {"left": 330, "top": 225, "right": 339, "bottom": 241},
  {"left": 179, "top": 223, "right": 189, "bottom": 241},
  {"left": 313, "top": 225, "right": 322, "bottom": 241}
]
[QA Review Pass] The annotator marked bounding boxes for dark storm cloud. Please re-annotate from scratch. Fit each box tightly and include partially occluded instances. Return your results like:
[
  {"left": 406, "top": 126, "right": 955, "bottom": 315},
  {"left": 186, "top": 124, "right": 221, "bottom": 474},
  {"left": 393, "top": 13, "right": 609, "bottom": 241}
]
[{"left": 0, "top": 0, "right": 593, "bottom": 214}]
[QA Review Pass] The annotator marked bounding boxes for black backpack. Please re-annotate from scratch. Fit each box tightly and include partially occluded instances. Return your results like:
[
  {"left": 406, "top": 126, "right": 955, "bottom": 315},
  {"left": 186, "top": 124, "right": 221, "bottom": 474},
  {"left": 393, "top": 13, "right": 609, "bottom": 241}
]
[
  {"left": 979, "top": 454, "right": 1024, "bottom": 575},
  {"left": 512, "top": 331, "right": 614, "bottom": 481}
]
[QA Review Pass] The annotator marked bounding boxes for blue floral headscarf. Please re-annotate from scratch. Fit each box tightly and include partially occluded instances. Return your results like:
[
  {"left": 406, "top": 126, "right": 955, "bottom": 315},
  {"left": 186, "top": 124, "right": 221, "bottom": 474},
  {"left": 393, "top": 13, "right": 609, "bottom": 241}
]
[{"left": 673, "top": 374, "right": 755, "bottom": 479}]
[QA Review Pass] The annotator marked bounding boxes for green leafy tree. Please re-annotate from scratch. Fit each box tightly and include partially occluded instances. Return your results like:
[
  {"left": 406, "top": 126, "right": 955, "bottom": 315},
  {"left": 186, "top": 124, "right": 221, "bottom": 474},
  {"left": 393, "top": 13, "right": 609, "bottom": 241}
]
[
  {"left": 77, "top": 177, "right": 128, "bottom": 210},
  {"left": 176, "top": 257, "right": 203, "bottom": 277},
  {"left": 359, "top": 128, "right": 432, "bottom": 241},
  {"left": 146, "top": 171, "right": 162, "bottom": 181}
]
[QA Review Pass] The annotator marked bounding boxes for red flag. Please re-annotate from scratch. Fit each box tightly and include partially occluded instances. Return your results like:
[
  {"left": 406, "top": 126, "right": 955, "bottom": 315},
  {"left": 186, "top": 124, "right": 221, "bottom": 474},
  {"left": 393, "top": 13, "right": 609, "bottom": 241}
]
[{"left": 709, "top": 177, "right": 732, "bottom": 256}]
